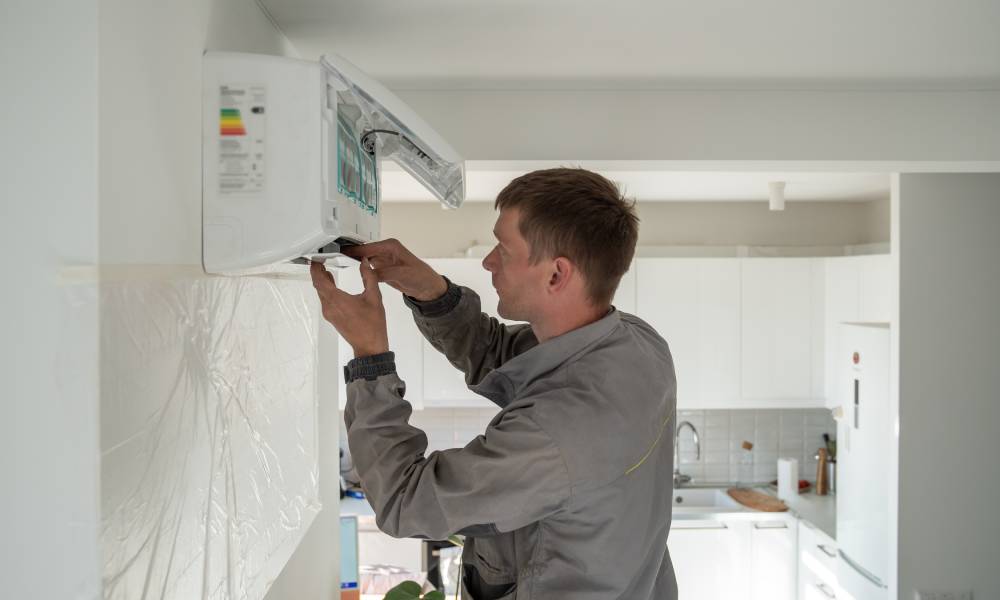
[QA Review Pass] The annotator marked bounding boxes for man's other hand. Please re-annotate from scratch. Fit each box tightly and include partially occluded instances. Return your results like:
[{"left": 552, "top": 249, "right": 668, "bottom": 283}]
[
  {"left": 310, "top": 259, "right": 390, "bottom": 358},
  {"left": 342, "top": 239, "right": 448, "bottom": 302}
]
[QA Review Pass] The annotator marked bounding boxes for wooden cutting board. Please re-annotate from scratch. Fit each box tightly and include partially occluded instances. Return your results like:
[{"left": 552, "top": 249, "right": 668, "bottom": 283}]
[{"left": 727, "top": 488, "right": 788, "bottom": 512}]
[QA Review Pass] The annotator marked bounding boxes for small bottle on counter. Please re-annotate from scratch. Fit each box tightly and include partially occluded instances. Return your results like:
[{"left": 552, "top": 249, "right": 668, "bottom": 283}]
[
  {"left": 815, "top": 447, "right": 829, "bottom": 496},
  {"left": 738, "top": 440, "right": 754, "bottom": 486}
]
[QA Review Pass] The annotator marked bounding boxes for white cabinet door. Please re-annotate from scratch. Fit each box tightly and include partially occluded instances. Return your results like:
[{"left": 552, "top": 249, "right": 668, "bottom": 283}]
[
  {"left": 798, "top": 520, "right": 839, "bottom": 599},
  {"left": 636, "top": 258, "right": 740, "bottom": 409},
  {"left": 668, "top": 520, "right": 750, "bottom": 600},
  {"left": 800, "top": 571, "right": 839, "bottom": 600},
  {"left": 335, "top": 267, "right": 424, "bottom": 410},
  {"left": 358, "top": 529, "right": 424, "bottom": 572},
  {"left": 741, "top": 258, "right": 820, "bottom": 406},
  {"left": 420, "top": 259, "right": 519, "bottom": 408},
  {"left": 613, "top": 261, "right": 637, "bottom": 314},
  {"left": 823, "top": 254, "right": 891, "bottom": 408},
  {"left": 858, "top": 254, "right": 891, "bottom": 323},
  {"left": 750, "top": 520, "right": 797, "bottom": 600},
  {"left": 824, "top": 257, "right": 861, "bottom": 408}
]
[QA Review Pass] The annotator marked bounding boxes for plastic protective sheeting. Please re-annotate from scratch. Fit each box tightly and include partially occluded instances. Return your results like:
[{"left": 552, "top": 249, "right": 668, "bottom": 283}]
[{"left": 100, "top": 274, "right": 321, "bottom": 600}]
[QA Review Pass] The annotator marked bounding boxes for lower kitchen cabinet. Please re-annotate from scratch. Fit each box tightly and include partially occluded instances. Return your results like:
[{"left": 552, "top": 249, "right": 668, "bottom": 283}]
[
  {"left": 750, "top": 520, "right": 797, "bottom": 600},
  {"left": 798, "top": 520, "right": 840, "bottom": 600},
  {"left": 358, "top": 528, "right": 424, "bottom": 573},
  {"left": 801, "top": 570, "right": 839, "bottom": 600},
  {"left": 668, "top": 519, "right": 750, "bottom": 599},
  {"left": 669, "top": 516, "right": 797, "bottom": 600}
]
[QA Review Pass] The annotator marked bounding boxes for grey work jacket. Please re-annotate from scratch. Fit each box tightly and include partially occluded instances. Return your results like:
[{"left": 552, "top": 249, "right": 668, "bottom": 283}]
[{"left": 343, "top": 281, "right": 678, "bottom": 600}]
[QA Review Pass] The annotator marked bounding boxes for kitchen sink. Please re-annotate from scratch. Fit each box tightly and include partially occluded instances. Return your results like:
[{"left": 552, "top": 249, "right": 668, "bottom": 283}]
[{"left": 671, "top": 487, "right": 741, "bottom": 509}]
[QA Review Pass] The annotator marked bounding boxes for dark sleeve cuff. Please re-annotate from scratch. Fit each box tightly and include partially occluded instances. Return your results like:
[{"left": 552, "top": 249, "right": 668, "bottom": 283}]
[
  {"left": 403, "top": 276, "right": 463, "bottom": 318},
  {"left": 344, "top": 351, "right": 397, "bottom": 383}
]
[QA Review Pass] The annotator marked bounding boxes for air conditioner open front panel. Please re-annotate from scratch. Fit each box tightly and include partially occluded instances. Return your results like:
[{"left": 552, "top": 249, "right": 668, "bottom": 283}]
[{"left": 321, "top": 54, "right": 466, "bottom": 210}]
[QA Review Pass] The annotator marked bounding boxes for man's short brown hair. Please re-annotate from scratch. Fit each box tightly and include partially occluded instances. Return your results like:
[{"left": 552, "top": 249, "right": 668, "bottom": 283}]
[{"left": 494, "top": 167, "right": 639, "bottom": 306}]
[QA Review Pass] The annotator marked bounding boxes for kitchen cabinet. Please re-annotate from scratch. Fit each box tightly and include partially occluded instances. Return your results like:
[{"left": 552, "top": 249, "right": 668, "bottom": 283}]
[
  {"left": 823, "top": 257, "right": 860, "bottom": 408},
  {"left": 613, "top": 261, "right": 637, "bottom": 314},
  {"left": 668, "top": 519, "right": 750, "bottom": 600},
  {"left": 420, "top": 259, "right": 633, "bottom": 407},
  {"left": 335, "top": 266, "right": 425, "bottom": 410},
  {"left": 420, "top": 259, "right": 512, "bottom": 408},
  {"left": 669, "top": 515, "right": 798, "bottom": 600},
  {"left": 823, "top": 254, "right": 891, "bottom": 408},
  {"left": 358, "top": 528, "right": 424, "bottom": 573},
  {"left": 750, "top": 520, "right": 797, "bottom": 600},
  {"left": 741, "top": 258, "right": 823, "bottom": 406},
  {"left": 333, "top": 253, "right": 877, "bottom": 411},
  {"left": 636, "top": 258, "right": 741, "bottom": 409},
  {"left": 858, "top": 253, "right": 891, "bottom": 322},
  {"left": 798, "top": 520, "right": 840, "bottom": 600}
]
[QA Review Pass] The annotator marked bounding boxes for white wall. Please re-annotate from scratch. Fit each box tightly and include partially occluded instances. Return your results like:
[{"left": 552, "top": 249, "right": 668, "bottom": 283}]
[
  {"left": 99, "top": 0, "right": 297, "bottom": 265},
  {"left": 98, "top": 1, "right": 338, "bottom": 599},
  {"left": 895, "top": 173, "right": 1000, "bottom": 598},
  {"left": 394, "top": 88, "right": 1000, "bottom": 161},
  {"left": 1, "top": 2, "right": 101, "bottom": 599},
  {"left": 382, "top": 199, "right": 889, "bottom": 258}
]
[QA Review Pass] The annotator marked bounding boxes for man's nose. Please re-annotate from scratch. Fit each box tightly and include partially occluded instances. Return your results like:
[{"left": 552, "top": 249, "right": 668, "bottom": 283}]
[{"left": 482, "top": 249, "right": 497, "bottom": 273}]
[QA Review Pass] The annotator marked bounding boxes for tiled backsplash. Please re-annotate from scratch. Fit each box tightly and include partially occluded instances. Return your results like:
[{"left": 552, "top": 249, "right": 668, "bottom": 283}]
[
  {"left": 342, "top": 407, "right": 835, "bottom": 485},
  {"left": 675, "top": 408, "right": 836, "bottom": 485}
]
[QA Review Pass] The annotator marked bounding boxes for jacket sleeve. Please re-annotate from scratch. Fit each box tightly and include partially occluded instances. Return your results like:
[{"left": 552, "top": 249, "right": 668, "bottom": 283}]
[
  {"left": 404, "top": 280, "right": 538, "bottom": 401},
  {"left": 343, "top": 356, "right": 571, "bottom": 540}
]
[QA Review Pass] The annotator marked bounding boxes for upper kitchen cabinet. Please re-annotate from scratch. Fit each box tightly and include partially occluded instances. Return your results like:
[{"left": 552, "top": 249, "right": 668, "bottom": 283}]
[
  {"left": 418, "top": 258, "right": 634, "bottom": 407},
  {"left": 824, "top": 254, "right": 891, "bottom": 325},
  {"left": 335, "top": 266, "right": 425, "bottom": 410},
  {"left": 636, "top": 258, "right": 741, "bottom": 409},
  {"left": 420, "top": 258, "right": 514, "bottom": 408},
  {"left": 823, "top": 254, "right": 891, "bottom": 407},
  {"left": 741, "top": 258, "right": 824, "bottom": 407},
  {"left": 858, "top": 254, "right": 892, "bottom": 323},
  {"left": 613, "top": 262, "right": 637, "bottom": 314}
]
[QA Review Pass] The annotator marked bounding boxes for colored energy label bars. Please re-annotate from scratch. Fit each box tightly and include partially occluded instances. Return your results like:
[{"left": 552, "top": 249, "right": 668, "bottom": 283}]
[{"left": 220, "top": 108, "right": 246, "bottom": 136}]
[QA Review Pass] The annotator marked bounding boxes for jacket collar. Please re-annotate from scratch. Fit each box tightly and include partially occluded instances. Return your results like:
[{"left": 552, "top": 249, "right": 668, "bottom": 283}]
[{"left": 471, "top": 308, "right": 622, "bottom": 402}]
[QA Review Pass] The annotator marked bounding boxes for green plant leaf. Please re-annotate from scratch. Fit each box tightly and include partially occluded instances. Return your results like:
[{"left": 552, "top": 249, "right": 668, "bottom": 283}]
[
  {"left": 383, "top": 580, "right": 422, "bottom": 600},
  {"left": 423, "top": 591, "right": 446, "bottom": 600}
]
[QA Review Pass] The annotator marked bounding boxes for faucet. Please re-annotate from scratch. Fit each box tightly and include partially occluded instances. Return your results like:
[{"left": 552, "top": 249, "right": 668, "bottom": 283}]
[{"left": 673, "top": 420, "right": 700, "bottom": 487}]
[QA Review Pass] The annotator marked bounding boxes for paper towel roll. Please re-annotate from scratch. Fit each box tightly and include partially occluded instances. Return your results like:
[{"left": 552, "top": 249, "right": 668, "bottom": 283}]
[{"left": 777, "top": 458, "right": 799, "bottom": 501}]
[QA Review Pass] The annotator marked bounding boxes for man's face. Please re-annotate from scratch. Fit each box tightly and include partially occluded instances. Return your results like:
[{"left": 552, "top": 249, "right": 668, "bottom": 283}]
[{"left": 481, "top": 208, "right": 548, "bottom": 321}]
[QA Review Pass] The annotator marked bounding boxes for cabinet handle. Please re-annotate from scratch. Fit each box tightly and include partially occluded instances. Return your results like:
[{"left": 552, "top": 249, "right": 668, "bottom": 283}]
[
  {"left": 815, "top": 583, "right": 836, "bottom": 598},
  {"left": 752, "top": 522, "right": 788, "bottom": 530},
  {"left": 817, "top": 544, "right": 837, "bottom": 558},
  {"left": 673, "top": 523, "right": 728, "bottom": 530}
]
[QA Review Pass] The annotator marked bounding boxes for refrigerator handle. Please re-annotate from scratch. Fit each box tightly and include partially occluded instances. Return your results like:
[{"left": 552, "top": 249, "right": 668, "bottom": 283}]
[
  {"left": 838, "top": 549, "right": 887, "bottom": 589},
  {"left": 854, "top": 378, "right": 860, "bottom": 429}
]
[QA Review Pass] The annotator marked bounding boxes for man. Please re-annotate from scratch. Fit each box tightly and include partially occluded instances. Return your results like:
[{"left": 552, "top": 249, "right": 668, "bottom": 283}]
[{"left": 311, "top": 168, "right": 677, "bottom": 599}]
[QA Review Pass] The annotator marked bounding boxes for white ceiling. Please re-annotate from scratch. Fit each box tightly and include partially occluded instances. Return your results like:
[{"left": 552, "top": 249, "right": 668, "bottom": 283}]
[
  {"left": 260, "top": 0, "right": 1000, "bottom": 89},
  {"left": 381, "top": 162, "right": 889, "bottom": 203}
]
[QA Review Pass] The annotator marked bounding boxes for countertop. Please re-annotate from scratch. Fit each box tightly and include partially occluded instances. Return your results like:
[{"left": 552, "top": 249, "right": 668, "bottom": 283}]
[
  {"left": 768, "top": 486, "right": 836, "bottom": 540},
  {"left": 342, "top": 485, "right": 836, "bottom": 539},
  {"left": 671, "top": 485, "right": 836, "bottom": 539}
]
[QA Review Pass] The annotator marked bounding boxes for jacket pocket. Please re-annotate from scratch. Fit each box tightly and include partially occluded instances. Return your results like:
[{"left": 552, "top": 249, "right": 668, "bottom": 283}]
[{"left": 461, "top": 563, "right": 517, "bottom": 600}]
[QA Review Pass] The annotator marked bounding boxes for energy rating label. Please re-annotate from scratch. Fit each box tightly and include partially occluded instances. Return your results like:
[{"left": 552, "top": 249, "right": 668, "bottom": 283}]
[{"left": 218, "top": 84, "right": 266, "bottom": 194}]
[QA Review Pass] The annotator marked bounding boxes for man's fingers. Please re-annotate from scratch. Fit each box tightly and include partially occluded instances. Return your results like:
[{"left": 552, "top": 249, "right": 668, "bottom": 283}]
[
  {"left": 310, "top": 261, "right": 348, "bottom": 299},
  {"left": 359, "top": 258, "right": 383, "bottom": 300}
]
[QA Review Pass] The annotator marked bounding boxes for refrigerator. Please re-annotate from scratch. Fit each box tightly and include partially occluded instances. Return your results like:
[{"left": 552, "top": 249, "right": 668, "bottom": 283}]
[{"left": 836, "top": 323, "right": 891, "bottom": 599}]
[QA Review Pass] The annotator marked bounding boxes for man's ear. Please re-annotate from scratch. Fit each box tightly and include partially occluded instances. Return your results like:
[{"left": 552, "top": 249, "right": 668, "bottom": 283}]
[{"left": 548, "top": 257, "right": 575, "bottom": 292}]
